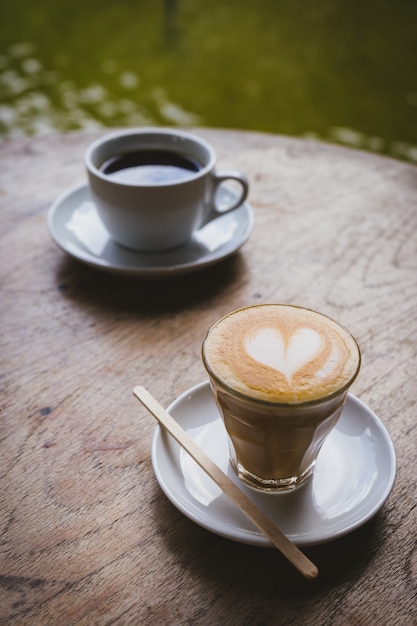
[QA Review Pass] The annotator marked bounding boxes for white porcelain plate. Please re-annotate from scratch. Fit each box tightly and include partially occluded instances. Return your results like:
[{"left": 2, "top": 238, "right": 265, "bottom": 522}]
[
  {"left": 152, "top": 381, "right": 396, "bottom": 547},
  {"left": 47, "top": 184, "right": 254, "bottom": 277}
]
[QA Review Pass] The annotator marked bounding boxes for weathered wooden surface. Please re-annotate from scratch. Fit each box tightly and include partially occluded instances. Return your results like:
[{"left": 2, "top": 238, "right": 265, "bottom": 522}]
[{"left": 0, "top": 129, "right": 416, "bottom": 625}]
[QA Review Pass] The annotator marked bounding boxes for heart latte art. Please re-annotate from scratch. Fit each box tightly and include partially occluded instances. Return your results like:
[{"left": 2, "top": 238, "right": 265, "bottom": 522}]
[
  {"left": 245, "top": 326, "right": 326, "bottom": 383},
  {"left": 203, "top": 304, "right": 360, "bottom": 403}
]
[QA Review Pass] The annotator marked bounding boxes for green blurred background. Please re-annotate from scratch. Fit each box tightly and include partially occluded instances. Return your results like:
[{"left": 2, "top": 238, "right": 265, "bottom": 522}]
[{"left": 1, "top": 0, "right": 416, "bottom": 162}]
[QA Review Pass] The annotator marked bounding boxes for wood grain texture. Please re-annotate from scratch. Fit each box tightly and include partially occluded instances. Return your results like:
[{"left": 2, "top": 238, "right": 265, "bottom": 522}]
[{"left": 0, "top": 129, "right": 416, "bottom": 625}]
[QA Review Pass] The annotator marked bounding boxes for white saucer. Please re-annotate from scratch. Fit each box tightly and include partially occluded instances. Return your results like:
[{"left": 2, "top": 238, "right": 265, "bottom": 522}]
[
  {"left": 152, "top": 381, "right": 396, "bottom": 547},
  {"left": 47, "top": 184, "right": 254, "bottom": 277}
]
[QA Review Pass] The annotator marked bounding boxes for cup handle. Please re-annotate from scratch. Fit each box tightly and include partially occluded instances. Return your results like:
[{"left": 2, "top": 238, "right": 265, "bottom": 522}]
[{"left": 201, "top": 170, "right": 249, "bottom": 226}]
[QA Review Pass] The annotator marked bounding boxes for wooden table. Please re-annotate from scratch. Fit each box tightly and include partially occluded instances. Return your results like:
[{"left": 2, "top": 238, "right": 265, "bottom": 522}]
[{"left": 1, "top": 129, "right": 416, "bottom": 625}]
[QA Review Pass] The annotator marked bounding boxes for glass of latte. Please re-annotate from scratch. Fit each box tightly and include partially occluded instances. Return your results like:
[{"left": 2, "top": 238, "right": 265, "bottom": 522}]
[{"left": 202, "top": 304, "right": 361, "bottom": 492}]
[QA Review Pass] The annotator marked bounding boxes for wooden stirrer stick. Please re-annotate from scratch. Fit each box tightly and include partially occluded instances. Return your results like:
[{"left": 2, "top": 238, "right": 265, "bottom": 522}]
[{"left": 133, "top": 385, "right": 318, "bottom": 580}]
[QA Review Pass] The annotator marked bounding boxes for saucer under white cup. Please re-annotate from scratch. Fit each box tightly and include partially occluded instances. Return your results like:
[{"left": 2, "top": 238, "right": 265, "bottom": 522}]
[
  {"left": 152, "top": 381, "right": 396, "bottom": 546},
  {"left": 47, "top": 184, "right": 254, "bottom": 277}
]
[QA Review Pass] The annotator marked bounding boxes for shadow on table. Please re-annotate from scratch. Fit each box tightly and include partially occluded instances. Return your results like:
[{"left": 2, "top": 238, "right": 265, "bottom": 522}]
[
  {"left": 53, "top": 252, "right": 247, "bottom": 316},
  {"left": 152, "top": 485, "right": 385, "bottom": 608}
]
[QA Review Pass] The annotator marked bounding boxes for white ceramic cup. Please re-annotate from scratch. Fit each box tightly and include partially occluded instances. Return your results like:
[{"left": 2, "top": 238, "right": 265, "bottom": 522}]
[{"left": 84, "top": 128, "right": 249, "bottom": 251}]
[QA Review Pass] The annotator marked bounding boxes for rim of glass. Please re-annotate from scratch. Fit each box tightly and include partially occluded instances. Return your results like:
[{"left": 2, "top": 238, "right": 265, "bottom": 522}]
[{"left": 201, "top": 304, "right": 362, "bottom": 408}]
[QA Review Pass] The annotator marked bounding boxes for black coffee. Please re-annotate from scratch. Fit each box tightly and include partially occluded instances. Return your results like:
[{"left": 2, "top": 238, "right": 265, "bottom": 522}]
[{"left": 99, "top": 149, "right": 202, "bottom": 184}]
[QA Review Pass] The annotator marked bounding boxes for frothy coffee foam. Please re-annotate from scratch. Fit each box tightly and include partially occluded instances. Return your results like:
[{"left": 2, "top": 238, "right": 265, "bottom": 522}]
[{"left": 203, "top": 305, "right": 360, "bottom": 403}]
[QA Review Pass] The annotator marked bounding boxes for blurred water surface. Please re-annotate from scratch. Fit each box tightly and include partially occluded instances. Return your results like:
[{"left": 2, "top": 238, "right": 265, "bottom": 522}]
[{"left": 1, "top": 0, "right": 416, "bottom": 162}]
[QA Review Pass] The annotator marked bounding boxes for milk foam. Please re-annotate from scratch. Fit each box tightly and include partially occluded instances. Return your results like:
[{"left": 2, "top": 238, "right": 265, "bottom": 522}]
[
  {"left": 203, "top": 304, "right": 360, "bottom": 403},
  {"left": 245, "top": 326, "right": 323, "bottom": 383}
]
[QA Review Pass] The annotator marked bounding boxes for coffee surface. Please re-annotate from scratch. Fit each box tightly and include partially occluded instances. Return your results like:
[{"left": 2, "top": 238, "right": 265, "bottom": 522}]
[
  {"left": 203, "top": 304, "right": 360, "bottom": 403},
  {"left": 99, "top": 149, "right": 201, "bottom": 184}
]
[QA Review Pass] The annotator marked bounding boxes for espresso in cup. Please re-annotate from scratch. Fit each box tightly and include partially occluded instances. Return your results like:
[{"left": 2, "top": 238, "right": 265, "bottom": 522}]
[
  {"left": 202, "top": 304, "right": 361, "bottom": 492},
  {"left": 99, "top": 149, "right": 202, "bottom": 184},
  {"left": 85, "top": 128, "right": 249, "bottom": 252}
]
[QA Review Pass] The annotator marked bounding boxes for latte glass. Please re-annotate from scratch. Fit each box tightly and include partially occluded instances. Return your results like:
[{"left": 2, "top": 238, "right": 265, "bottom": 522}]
[{"left": 202, "top": 304, "right": 361, "bottom": 492}]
